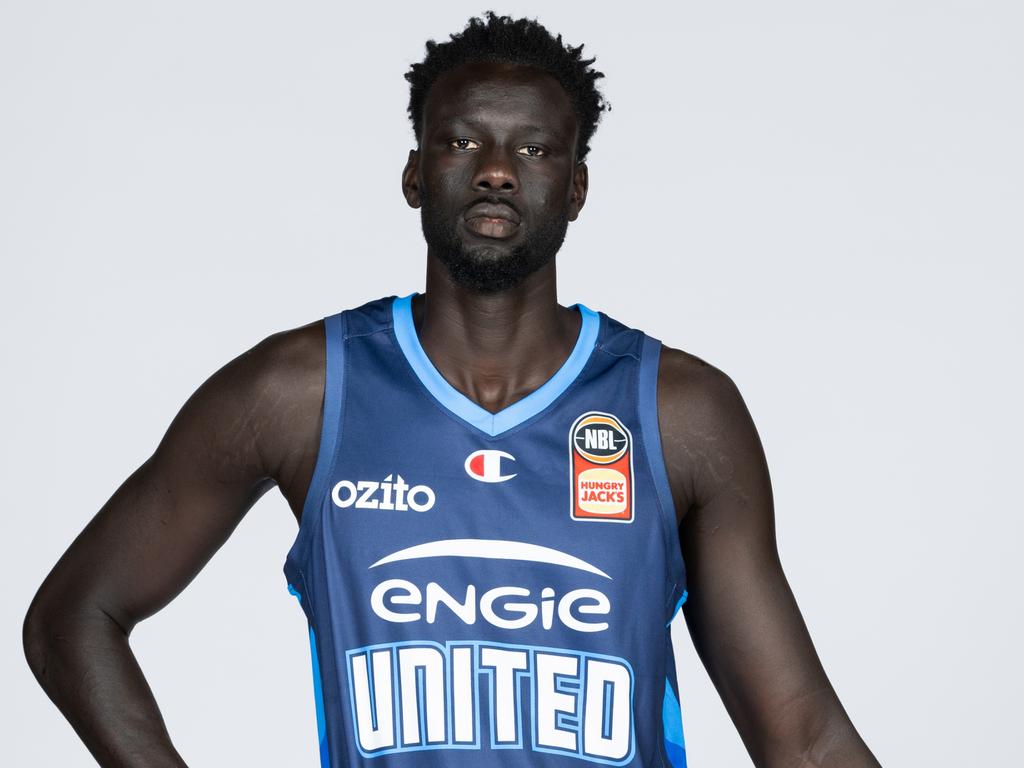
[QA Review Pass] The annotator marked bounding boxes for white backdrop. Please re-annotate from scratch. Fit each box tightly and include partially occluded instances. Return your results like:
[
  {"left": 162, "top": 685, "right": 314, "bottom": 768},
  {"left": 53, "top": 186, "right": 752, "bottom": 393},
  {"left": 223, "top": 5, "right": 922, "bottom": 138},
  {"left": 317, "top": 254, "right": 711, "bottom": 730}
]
[{"left": 2, "top": 2, "right": 1021, "bottom": 765}]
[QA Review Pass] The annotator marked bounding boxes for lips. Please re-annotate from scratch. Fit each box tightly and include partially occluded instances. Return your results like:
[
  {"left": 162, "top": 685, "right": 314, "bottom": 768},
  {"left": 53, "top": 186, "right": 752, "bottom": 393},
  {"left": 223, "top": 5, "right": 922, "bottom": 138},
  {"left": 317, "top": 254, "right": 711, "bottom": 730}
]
[
  {"left": 464, "top": 202, "right": 521, "bottom": 225},
  {"left": 463, "top": 201, "right": 521, "bottom": 239},
  {"left": 463, "top": 217, "right": 518, "bottom": 239}
]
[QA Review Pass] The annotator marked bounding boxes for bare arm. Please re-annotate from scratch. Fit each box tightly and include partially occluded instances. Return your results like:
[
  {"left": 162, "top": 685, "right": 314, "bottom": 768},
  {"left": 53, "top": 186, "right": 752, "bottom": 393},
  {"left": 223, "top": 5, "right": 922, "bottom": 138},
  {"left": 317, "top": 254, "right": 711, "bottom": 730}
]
[
  {"left": 658, "top": 348, "right": 880, "bottom": 768},
  {"left": 22, "top": 322, "right": 325, "bottom": 767}
]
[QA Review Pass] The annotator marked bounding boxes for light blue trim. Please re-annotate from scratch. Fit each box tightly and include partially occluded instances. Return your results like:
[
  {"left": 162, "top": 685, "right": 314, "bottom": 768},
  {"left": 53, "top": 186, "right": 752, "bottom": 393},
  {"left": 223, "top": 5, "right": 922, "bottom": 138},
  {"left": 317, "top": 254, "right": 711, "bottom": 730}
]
[
  {"left": 392, "top": 293, "right": 599, "bottom": 437},
  {"left": 662, "top": 677, "right": 687, "bottom": 766},
  {"left": 309, "top": 627, "right": 329, "bottom": 759},
  {"left": 288, "top": 584, "right": 331, "bottom": 767},
  {"left": 665, "top": 590, "right": 689, "bottom": 628}
]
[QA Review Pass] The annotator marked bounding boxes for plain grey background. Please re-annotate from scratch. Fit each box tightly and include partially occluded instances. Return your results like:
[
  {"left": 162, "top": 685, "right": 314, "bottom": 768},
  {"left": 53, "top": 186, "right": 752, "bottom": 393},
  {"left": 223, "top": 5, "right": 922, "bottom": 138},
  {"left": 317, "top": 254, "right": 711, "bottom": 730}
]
[{"left": 2, "top": 1, "right": 1021, "bottom": 765}]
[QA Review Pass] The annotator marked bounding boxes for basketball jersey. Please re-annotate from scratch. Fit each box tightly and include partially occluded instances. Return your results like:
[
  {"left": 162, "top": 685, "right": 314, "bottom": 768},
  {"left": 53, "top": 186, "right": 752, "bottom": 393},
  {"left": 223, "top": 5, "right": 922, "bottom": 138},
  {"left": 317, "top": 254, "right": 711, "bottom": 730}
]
[{"left": 283, "top": 294, "right": 690, "bottom": 767}]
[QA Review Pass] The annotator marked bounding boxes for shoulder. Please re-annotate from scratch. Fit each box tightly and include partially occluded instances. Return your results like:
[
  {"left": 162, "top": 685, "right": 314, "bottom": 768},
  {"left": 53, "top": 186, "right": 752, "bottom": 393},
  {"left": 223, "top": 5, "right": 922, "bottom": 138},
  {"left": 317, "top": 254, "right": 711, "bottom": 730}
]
[
  {"left": 243, "top": 318, "right": 326, "bottom": 400},
  {"left": 177, "top": 318, "right": 326, "bottom": 488},
  {"left": 654, "top": 343, "right": 766, "bottom": 515},
  {"left": 656, "top": 344, "right": 746, "bottom": 425},
  {"left": 241, "top": 319, "right": 328, "bottom": 476},
  {"left": 140, "top": 317, "right": 327, "bottom": 511},
  {"left": 199, "top": 318, "right": 327, "bottom": 424}
]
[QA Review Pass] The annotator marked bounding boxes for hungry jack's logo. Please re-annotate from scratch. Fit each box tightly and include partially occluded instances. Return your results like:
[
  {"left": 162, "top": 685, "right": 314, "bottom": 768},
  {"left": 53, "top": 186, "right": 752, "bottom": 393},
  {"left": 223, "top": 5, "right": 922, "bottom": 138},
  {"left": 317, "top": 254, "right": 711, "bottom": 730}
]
[{"left": 570, "top": 412, "right": 634, "bottom": 523}]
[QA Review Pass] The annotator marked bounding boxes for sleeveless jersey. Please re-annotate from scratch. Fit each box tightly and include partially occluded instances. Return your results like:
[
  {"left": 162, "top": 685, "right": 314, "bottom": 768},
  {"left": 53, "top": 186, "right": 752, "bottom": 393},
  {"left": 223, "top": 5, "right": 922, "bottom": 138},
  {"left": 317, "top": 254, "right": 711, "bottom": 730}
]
[{"left": 283, "top": 294, "right": 690, "bottom": 767}]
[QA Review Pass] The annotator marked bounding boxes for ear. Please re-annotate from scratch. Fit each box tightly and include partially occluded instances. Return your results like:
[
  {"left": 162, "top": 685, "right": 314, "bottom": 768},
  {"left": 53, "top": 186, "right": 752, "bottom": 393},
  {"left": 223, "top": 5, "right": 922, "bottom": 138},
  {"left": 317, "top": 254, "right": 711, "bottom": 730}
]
[
  {"left": 401, "top": 148, "right": 421, "bottom": 209},
  {"left": 568, "top": 161, "right": 589, "bottom": 222}
]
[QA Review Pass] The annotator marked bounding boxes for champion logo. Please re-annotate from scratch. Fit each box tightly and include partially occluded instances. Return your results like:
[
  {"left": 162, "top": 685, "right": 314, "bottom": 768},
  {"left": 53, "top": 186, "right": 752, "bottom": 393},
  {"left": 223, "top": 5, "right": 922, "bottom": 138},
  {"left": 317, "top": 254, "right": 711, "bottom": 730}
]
[{"left": 464, "top": 449, "right": 517, "bottom": 483}]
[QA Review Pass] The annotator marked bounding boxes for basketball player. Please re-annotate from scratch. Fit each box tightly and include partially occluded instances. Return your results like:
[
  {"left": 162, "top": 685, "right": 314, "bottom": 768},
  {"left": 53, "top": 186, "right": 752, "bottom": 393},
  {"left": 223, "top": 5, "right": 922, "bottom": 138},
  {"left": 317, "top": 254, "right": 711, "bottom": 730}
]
[{"left": 24, "top": 12, "right": 881, "bottom": 768}]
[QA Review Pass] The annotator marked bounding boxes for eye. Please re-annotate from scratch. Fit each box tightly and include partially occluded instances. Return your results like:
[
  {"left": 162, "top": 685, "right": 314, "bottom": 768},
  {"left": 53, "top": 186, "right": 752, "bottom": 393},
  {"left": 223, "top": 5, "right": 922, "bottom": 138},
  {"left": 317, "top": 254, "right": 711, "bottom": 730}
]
[
  {"left": 517, "top": 144, "right": 547, "bottom": 157},
  {"left": 448, "top": 138, "right": 480, "bottom": 151}
]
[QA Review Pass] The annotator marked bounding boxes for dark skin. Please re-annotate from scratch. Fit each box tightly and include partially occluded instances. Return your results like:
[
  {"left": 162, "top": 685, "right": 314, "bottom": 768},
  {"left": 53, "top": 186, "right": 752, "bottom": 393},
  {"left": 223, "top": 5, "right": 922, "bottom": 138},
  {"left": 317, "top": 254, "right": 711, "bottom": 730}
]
[{"left": 23, "top": 61, "right": 881, "bottom": 767}]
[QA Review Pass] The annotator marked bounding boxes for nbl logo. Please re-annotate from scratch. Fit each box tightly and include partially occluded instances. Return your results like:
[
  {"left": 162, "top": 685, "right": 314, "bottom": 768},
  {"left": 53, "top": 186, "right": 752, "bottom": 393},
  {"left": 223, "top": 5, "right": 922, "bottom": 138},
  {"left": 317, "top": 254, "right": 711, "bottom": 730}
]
[
  {"left": 573, "top": 419, "right": 629, "bottom": 464},
  {"left": 570, "top": 412, "right": 634, "bottom": 523}
]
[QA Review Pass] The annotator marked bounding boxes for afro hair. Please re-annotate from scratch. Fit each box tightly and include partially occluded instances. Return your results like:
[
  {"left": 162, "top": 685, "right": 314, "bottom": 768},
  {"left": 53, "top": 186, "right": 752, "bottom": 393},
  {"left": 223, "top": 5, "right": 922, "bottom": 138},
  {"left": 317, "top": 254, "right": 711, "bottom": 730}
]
[{"left": 404, "top": 11, "right": 611, "bottom": 163}]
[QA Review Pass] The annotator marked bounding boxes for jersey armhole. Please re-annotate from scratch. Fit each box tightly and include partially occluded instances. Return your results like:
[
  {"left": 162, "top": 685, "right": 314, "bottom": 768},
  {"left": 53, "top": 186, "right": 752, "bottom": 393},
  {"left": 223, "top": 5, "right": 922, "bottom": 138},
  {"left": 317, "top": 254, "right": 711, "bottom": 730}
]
[
  {"left": 638, "top": 335, "right": 689, "bottom": 622},
  {"left": 284, "top": 311, "right": 348, "bottom": 582}
]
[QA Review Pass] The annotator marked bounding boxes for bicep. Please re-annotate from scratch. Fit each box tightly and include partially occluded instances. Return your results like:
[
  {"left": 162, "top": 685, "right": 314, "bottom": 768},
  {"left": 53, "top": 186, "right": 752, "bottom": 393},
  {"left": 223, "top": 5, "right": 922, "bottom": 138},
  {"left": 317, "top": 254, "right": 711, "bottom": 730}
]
[
  {"left": 663, "top": 363, "right": 836, "bottom": 756},
  {"left": 681, "top": 480, "right": 831, "bottom": 751},
  {"left": 34, "top": 346, "right": 277, "bottom": 633}
]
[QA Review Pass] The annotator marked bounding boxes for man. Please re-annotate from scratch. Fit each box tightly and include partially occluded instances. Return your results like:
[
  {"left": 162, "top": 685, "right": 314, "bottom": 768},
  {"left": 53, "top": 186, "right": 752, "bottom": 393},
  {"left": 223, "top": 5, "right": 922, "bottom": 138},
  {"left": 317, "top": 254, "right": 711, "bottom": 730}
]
[{"left": 23, "top": 11, "right": 881, "bottom": 768}]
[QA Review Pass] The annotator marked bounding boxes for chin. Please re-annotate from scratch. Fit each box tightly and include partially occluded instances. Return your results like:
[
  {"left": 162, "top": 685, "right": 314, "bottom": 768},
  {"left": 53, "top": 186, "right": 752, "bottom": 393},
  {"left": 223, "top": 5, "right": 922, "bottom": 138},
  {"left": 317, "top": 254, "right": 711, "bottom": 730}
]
[{"left": 462, "top": 243, "right": 518, "bottom": 264}]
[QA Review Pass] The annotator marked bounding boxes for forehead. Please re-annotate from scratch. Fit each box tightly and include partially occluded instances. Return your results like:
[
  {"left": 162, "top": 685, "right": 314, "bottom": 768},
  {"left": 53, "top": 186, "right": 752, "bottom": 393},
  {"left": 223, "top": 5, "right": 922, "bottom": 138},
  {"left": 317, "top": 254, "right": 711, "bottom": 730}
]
[{"left": 422, "top": 61, "right": 577, "bottom": 137}]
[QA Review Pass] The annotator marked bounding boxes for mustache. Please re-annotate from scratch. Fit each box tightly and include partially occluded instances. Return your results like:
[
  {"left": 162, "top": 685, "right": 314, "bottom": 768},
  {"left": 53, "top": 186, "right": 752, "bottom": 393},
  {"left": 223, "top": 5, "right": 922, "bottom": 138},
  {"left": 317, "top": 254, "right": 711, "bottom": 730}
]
[{"left": 464, "top": 195, "right": 521, "bottom": 218}]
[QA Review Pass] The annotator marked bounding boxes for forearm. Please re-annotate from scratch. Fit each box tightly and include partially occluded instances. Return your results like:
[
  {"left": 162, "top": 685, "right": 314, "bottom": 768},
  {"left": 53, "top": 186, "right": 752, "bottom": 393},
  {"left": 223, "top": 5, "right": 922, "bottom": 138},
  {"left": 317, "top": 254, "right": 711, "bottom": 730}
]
[
  {"left": 756, "top": 705, "right": 881, "bottom": 768},
  {"left": 797, "top": 718, "right": 881, "bottom": 768},
  {"left": 23, "top": 604, "right": 188, "bottom": 768}
]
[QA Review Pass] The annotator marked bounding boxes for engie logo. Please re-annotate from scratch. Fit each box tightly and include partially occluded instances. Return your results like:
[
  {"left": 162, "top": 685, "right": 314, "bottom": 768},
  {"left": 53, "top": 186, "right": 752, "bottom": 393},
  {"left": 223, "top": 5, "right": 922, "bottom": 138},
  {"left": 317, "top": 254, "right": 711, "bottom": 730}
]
[
  {"left": 331, "top": 474, "right": 435, "bottom": 512},
  {"left": 570, "top": 412, "right": 634, "bottom": 523},
  {"left": 367, "top": 539, "right": 612, "bottom": 632},
  {"left": 351, "top": 540, "right": 634, "bottom": 762},
  {"left": 464, "top": 449, "right": 516, "bottom": 483}
]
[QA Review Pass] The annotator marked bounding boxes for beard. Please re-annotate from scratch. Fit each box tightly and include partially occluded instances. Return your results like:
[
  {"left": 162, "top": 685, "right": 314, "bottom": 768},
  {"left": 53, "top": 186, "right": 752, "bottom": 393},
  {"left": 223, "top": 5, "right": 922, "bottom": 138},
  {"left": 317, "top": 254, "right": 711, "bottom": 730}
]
[{"left": 420, "top": 190, "right": 570, "bottom": 294}]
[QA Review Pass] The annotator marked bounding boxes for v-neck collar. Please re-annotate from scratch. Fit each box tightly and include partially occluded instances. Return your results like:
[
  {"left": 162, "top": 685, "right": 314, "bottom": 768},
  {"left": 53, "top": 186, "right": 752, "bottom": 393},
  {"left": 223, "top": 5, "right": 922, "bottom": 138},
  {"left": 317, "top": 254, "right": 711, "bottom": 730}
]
[{"left": 391, "top": 293, "right": 600, "bottom": 438}]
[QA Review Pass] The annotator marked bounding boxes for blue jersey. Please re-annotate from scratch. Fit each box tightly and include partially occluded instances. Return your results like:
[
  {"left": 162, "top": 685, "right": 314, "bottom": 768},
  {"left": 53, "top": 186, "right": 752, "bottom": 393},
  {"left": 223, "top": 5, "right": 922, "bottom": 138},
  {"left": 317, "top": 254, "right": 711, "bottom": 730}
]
[{"left": 283, "top": 294, "right": 689, "bottom": 767}]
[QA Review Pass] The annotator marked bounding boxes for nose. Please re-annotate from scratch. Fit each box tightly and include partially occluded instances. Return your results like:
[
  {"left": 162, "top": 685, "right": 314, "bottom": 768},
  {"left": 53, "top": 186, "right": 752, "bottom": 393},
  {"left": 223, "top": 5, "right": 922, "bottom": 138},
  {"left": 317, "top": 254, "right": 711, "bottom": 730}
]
[{"left": 472, "top": 144, "right": 518, "bottom": 193}]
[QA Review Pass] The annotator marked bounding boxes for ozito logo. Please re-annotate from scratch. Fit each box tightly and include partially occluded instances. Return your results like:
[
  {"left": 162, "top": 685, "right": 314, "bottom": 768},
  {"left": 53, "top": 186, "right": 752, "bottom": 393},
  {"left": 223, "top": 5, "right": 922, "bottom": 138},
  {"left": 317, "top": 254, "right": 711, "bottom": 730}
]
[
  {"left": 570, "top": 412, "right": 634, "bottom": 523},
  {"left": 331, "top": 474, "right": 435, "bottom": 512},
  {"left": 464, "top": 449, "right": 516, "bottom": 483}
]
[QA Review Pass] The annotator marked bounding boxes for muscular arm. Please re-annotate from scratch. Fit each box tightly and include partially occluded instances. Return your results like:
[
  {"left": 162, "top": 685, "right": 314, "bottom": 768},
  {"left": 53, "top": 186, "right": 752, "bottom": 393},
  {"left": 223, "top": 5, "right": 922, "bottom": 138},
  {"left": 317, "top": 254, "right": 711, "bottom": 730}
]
[
  {"left": 658, "top": 348, "right": 880, "bottom": 768},
  {"left": 22, "top": 322, "right": 325, "bottom": 767}
]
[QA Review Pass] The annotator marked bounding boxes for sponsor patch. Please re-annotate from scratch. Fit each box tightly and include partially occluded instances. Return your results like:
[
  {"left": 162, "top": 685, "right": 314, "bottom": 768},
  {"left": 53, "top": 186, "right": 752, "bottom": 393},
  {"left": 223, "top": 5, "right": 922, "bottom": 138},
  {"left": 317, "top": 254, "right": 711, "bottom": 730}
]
[
  {"left": 331, "top": 474, "right": 435, "bottom": 512},
  {"left": 569, "top": 412, "right": 634, "bottom": 523}
]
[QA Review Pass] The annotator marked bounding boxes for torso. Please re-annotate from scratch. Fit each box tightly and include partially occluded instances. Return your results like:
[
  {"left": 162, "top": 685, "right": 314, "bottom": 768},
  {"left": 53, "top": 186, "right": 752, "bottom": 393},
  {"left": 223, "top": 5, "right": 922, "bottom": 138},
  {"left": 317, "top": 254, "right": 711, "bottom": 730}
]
[{"left": 271, "top": 294, "right": 694, "bottom": 766}]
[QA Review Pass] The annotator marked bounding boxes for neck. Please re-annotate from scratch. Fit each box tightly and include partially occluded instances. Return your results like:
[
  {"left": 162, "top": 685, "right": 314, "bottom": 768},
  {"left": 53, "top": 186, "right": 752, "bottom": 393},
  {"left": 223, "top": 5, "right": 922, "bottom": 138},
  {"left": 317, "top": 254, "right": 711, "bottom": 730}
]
[{"left": 412, "top": 253, "right": 582, "bottom": 414}]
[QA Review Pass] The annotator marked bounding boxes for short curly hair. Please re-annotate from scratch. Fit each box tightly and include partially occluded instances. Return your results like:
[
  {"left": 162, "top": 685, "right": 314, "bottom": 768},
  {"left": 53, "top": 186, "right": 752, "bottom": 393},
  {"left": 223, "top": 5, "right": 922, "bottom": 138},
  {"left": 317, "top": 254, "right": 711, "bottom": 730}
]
[{"left": 404, "top": 11, "right": 610, "bottom": 163}]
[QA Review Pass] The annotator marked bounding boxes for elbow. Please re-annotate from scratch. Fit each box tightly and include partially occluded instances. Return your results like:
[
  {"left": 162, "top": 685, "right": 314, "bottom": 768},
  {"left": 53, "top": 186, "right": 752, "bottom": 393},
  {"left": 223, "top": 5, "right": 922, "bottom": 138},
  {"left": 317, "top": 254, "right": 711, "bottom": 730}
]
[
  {"left": 22, "top": 590, "right": 103, "bottom": 684},
  {"left": 23, "top": 572, "right": 137, "bottom": 697},
  {"left": 804, "top": 719, "right": 881, "bottom": 768},
  {"left": 22, "top": 598, "right": 54, "bottom": 683}
]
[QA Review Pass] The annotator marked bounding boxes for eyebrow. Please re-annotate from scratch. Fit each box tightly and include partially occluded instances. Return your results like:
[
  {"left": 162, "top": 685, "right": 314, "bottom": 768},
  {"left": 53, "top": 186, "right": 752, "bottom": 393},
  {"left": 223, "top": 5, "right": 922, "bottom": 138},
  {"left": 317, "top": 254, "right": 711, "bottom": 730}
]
[{"left": 436, "top": 117, "right": 553, "bottom": 135}]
